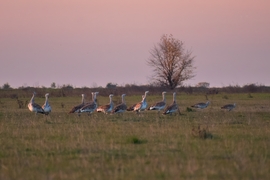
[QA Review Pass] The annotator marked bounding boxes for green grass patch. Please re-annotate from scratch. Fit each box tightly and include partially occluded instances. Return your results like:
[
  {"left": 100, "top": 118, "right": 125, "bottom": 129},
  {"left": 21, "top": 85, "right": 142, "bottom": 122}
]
[{"left": 126, "top": 136, "right": 147, "bottom": 144}]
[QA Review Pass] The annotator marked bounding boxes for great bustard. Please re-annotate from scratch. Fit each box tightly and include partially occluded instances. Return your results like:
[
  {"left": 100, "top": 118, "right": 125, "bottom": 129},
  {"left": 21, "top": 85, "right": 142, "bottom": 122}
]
[
  {"left": 112, "top": 94, "right": 127, "bottom": 114},
  {"left": 127, "top": 95, "right": 144, "bottom": 111},
  {"left": 148, "top": 91, "right": 166, "bottom": 113},
  {"left": 96, "top": 94, "right": 114, "bottom": 114},
  {"left": 133, "top": 91, "right": 149, "bottom": 113},
  {"left": 42, "top": 93, "right": 51, "bottom": 115},
  {"left": 221, "top": 103, "right": 236, "bottom": 111},
  {"left": 163, "top": 92, "right": 180, "bottom": 115},
  {"left": 191, "top": 101, "right": 210, "bottom": 109},
  {"left": 69, "top": 94, "right": 85, "bottom": 113},
  {"left": 79, "top": 92, "right": 99, "bottom": 115},
  {"left": 28, "top": 92, "right": 45, "bottom": 115}
]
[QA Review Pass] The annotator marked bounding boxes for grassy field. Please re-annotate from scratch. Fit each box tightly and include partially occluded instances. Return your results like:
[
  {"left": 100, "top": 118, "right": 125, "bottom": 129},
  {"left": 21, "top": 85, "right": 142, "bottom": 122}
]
[{"left": 0, "top": 93, "right": 270, "bottom": 180}]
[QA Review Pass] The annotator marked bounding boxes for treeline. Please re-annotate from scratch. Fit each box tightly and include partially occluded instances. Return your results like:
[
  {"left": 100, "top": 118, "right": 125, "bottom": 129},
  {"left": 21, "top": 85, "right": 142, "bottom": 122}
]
[{"left": 0, "top": 84, "right": 269, "bottom": 99}]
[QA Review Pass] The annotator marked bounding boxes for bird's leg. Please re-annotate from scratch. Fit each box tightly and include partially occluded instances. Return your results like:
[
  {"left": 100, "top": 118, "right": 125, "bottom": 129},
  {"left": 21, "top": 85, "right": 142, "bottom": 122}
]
[{"left": 178, "top": 108, "right": 181, "bottom": 115}]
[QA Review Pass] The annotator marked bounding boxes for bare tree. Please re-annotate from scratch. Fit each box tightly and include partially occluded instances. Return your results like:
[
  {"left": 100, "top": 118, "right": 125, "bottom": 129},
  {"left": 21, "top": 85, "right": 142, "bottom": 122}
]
[{"left": 147, "top": 34, "right": 196, "bottom": 89}]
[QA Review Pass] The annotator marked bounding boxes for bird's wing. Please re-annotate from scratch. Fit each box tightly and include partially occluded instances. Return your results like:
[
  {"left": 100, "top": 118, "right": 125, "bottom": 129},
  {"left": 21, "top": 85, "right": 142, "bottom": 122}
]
[
  {"left": 97, "top": 104, "right": 110, "bottom": 111},
  {"left": 33, "top": 103, "right": 45, "bottom": 113},
  {"left": 133, "top": 102, "right": 142, "bottom": 111},
  {"left": 113, "top": 103, "right": 127, "bottom": 113},
  {"left": 69, "top": 103, "right": 84, "bottom": 113}
]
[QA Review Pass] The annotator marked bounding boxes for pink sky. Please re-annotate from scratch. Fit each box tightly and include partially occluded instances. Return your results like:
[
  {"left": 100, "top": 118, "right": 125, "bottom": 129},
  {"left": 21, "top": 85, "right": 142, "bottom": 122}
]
[{"left": 1, "top": 0, "right": 269, "bottom": 88}]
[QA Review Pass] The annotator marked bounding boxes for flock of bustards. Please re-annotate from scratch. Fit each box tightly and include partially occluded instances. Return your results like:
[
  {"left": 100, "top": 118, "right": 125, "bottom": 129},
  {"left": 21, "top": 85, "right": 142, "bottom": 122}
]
[{"left": 27, "top": 91, "right": 236, "bottom": 116}]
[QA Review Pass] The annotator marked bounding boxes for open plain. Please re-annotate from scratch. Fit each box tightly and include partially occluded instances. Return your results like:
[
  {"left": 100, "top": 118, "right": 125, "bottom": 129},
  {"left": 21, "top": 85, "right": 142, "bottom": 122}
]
[{"left": 0, "top": 92, "right": 269, "bottom": 179}]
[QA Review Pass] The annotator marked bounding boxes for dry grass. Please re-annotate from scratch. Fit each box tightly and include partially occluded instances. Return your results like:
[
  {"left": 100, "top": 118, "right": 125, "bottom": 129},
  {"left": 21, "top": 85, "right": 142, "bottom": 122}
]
[{"left": 0, "top": 93, "right": 269, "bottom": 179}]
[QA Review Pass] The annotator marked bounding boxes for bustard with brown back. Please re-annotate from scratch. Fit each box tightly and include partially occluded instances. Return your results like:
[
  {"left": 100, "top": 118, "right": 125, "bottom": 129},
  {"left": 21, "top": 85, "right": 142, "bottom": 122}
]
[
  {"left": 112, "top": 94, "right": 127, "bottom": 114},
  {"left": 96, "top": 94, "right": 114, "bottom": 114},
  {"left": 191, "top": 101, "right": 210, "bottom": 109},
  {"left": 69, "top": 94, "right": 85, "bottom": 113},
  {"left": 42, "top": 93, "right": 51, "bottom": 115},
  {"left": 221, "top": 103, "right": 236, "bottom": 111},
  {"left": 80, "top": 92, "right": 99, "bottom": 115},
  {"left": 148, "top": 91, "right": 167, "bottom": 113},
  {"left": 163, "top": 92, "right": 180, "bottom": 115},
  {"left": 133, "top": 91, "right": 149, "bottom": 113},
  {"left": 28, "top": 92, "right": 45, "bottom": 115}
]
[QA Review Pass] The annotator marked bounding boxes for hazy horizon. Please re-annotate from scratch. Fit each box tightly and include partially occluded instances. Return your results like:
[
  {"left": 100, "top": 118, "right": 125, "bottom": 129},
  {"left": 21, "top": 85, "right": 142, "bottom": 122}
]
[{"left": 1, "top": 0, "right": 269, "bottom": 88}]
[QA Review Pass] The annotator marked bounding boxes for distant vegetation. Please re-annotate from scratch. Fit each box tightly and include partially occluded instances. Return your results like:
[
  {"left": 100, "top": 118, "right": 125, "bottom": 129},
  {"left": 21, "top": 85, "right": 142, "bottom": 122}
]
[
  {"left": 0, "top": 82, "right": 269, "bottom": 99},
  {"left": 1, "top": 82, "right": 11, "bottom": 90}
]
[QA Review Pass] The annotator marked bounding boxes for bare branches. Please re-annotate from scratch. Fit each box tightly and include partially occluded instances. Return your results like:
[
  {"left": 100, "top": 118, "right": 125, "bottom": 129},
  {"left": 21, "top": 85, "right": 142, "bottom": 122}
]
[{"left": 147, "top": 34, "right": 196, "bottom": 89}]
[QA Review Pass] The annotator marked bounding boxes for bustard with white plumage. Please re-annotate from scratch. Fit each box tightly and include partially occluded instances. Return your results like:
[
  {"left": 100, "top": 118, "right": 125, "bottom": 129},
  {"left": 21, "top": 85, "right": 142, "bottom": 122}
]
[
  {"left": 148, "top": 91, "right": 166, "bottom": 113},
  {"left": 191, "top": 101, "right": 210, "bottom": 109},
  {"left": 112, "top": 94, "right": 127, "bottom": 114},
  {"left": 163, "top": 92, "right": 180, "bottom": 115},
  {"left": 221, "top": 103, "right": 236, "bottom": 111},
  {"left": 69, "top": 94, "right": 85, "bottom": 113},
  {"left": 133, "top": 91, "right": 149, "bottom": 113},
  {"left": 28, "top": 92, "right": 45, "bottom": 115},
  {"left": 96, "top": 94, "right": 114, "bottom": 114},
  {"left": 42, "top": 93, "right": 51, "bottom": 115},
  {"left": 80, "top": 92, "right": 99, "bottom": 115}
]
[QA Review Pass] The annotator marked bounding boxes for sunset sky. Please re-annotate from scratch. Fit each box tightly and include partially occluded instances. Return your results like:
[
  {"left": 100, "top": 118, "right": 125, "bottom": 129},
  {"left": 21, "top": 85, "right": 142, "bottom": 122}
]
[{"left": 1, "top": 0, "right": 269, "bottom": 88}]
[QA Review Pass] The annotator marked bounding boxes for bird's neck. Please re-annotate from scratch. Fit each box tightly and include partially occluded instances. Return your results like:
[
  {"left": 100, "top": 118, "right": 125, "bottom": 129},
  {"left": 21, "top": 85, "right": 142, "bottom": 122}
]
[
  {"left": 81, "top": 96, "right": 85, "bottom": 104},
  {"left": 94, "top": 94, "right": 97, "bottom": 103},
  {"left": 109, "top": 97, "right": 113, "bottom": 104},
  {"left": 30, "top": 94, "right": 35, "bottom": 103},
  {"left": 163, "top": 94, "right": 166, "bottom": 102},
  {"left": 173, "top": 94, "right": 176, "bottom": 103},
  {"left": 142, "top": 93, "right": 148, "bottom": 102},
  {"left": 45, "top": 96, "right": 48, "bottom": 105}
]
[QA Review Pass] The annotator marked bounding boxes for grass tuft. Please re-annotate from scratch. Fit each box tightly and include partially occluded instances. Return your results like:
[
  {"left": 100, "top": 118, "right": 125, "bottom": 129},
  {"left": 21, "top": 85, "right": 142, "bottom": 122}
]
[
  {"left": 191, "top": 125, "right": 213, "bottom": 139},
  {"left": 126, "top": 136, "right": 146, "bottom": 144},
  {"left": 186, "top": 107, "right": 194, "bottom": 112}
]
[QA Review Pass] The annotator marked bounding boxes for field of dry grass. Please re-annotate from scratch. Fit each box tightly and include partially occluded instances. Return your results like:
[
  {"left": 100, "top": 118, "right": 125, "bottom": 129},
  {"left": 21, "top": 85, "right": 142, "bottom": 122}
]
[{"left": 0, "top": 92, "right": 269, "bottom": 179}]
